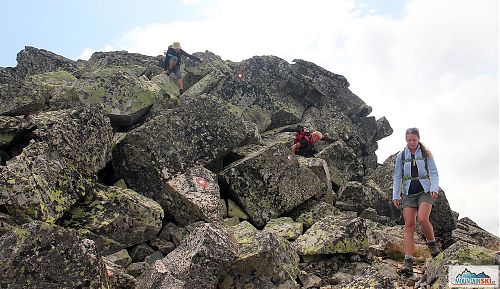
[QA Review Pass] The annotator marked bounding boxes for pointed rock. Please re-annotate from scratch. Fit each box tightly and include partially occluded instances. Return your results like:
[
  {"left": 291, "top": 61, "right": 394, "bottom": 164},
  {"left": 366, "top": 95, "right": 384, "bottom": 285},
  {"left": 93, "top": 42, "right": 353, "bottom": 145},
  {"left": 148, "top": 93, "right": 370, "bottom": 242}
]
[
  {"left": 450, "top": 217, "right": 500, "bottom": 252},
  {"left": 15, "top": 46, "right": 78, "bottom": 78},
  {"left": 316, "top": 140, "right": 363, "bottom": 188}
]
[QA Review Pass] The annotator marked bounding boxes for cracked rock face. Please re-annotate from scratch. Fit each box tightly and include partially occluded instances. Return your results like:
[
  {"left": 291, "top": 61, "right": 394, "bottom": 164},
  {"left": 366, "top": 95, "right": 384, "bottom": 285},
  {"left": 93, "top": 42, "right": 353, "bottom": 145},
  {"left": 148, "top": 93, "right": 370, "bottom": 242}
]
[
  {"left": 220, "top": 144, "right": 324, "bottom": 226},
  {"left": 166, "top": 166, "right": 223, "bottom": 225},
  {"left": 135, "top": 223, "right": 238, "bottom": 289},
  {"left": 61, "top": 185, "right": 164, "bottom": 248},
  {"left": 0, "top": 107, "right": 112, "bottom": 223},
  {"left": 113, "top": 95, "right": 248, "bottom": 220},
  {"left": 0, "top": 221, "right": 106, "bottom": 289},
  {"left": 221, "top": 223, "right": 300, "bottom": 288}
]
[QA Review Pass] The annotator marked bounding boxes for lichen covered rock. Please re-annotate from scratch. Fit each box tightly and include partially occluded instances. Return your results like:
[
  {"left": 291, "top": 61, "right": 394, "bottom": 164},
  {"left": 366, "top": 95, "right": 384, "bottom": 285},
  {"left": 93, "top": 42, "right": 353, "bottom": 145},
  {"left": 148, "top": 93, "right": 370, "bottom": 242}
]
[
  {"left": 421, "top": 241, "right": 497, "bottom": 288},
  {"left": 220, "top": 144, "right": 323, "bottom": 226},
  {"left": 113, "top": 95, "right": 248, "bottom": 223},
  {"left": 135, "top": 223, "right": 238, "bottom": 289},
  {"left": 72, "top": 68, "right": 162, "bottom": 127},
  {"left": 293, "top": 216, "right": 368, "bottom": 255},
  {"left": 0, "top": 107, "right": 112, "bottom": 223},
  {"left": 288, "top": 199, "right": 341, "bottom": 228},
  {"left": 61, "top": 185, "right": 163, "bottom": 248},
  {"left": 263, "top": 217, "right": 303, "bottom": 240},
  {"left": 0, "top": 221, "right": 106, "bottom": 289},
  {"left": 222, "top": 224, "right": 300, "bottom": 288},
  {"left": 166, "top": 166, "right": 223, "bottom": 225}
]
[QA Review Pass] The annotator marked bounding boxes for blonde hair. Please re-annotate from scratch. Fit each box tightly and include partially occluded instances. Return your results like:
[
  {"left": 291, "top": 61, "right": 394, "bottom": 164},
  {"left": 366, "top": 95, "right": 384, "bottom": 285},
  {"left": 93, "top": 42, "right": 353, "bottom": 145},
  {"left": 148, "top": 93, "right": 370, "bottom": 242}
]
[
  {"left": 405, "top": 127, "right": 432, "bottom": 158},
  {"left": 311, "top": 131, "right": 323, "bottom": 140}
]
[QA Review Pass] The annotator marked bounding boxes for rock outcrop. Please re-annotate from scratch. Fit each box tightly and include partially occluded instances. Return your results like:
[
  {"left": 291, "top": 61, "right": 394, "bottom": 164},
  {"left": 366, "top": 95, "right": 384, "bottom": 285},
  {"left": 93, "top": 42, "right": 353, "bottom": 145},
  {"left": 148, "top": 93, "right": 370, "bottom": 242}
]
[
  {"left": 0, "top": 107, "right": 112, "bottom": 223},
  {"left": 0, "top": 221, "right": 106, "bottom": 289},
  {"left": 135, "top": 223, "right": 238, "bottom": 289},
  {"left": 0, "top": 46, "right": 497, "bottom": 288}
]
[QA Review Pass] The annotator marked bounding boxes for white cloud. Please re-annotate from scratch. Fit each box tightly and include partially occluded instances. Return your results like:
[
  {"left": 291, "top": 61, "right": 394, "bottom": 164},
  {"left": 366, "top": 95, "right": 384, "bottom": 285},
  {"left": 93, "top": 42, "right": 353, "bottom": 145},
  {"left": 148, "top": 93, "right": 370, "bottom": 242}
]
[
  {"left": 77, "top": 48, "right": 95, "bottom": 61},
  {"left": 80, "top": 0, "right": 498, "bottom": 235},
  {"left": 77, "top": 44, "right": 116, "bottom": 60},
  {"left": 181, "top": 0, "right": 200, "bottom": 5}
]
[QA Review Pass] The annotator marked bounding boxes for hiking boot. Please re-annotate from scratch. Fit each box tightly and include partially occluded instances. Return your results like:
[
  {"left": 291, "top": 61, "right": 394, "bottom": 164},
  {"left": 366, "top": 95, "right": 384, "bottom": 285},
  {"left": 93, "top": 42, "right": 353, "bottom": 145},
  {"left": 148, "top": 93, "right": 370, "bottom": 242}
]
[
  {"left": 165, "top": 69, "right": 171, "bottom": 76},
  {"left": 427, "top": 240, "right": 440, "bottom": 258},
  {"left": 179, "top": 88, "right": 184, "bottom": 94},
  {"left": 400, "top": 256, "right": 414, "bottom": 275}
]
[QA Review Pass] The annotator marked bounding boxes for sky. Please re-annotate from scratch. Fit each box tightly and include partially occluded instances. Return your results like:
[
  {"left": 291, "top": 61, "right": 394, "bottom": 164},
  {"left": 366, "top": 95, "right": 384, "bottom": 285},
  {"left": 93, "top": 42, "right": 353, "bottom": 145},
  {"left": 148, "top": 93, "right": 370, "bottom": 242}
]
[{"left": 1, "top": 0, "right": 498, "bottom": 236}]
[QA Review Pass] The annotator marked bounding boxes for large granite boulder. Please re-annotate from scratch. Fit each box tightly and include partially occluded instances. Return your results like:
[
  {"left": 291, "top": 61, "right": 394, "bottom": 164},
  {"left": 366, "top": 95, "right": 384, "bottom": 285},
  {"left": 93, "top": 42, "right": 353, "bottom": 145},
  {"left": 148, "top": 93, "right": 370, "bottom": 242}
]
[
  {"left": 450, "top": 217, "right": 500, "bottom": 251},
  {"left": 135, "top": 223, "right": 238, "bottom": 289},
  {"left": 419, "top": 241, "right": 498, "bottom": 288},
  {"left": 29, "top": 70, "right": 79, "bottom": 110},
  {"left": 0, "top": 69, "right": 75, "bottom": 116},
  {"left": 83, "top": 50, "right": 160, "bottom": 74},
  {"left": 221, "top": 221, "right": 300, "bottom": 288},
  {"left": 0, "top": 107, "right": 113, "bottom": 223},
  {"left": 181, "top": 51, "right": 230, "bottom": 97},
  {"left": 67, "top": 68, "right": 162, "bottom": 127},
  {"left": 336, "top": 181, "right": 392, "bottom": 217},
  {"left": 302, "top": 111, "right": 378, "bottom": 176},
  {"left": 291, "top": 59, "right": 370, "bottom": 118},
  {"left": 0, "top": 115, "right": 35, "bottom": 148},
  {"left": 220, "top": 144, "right": 324, "bottom": 226},
  {"left": 0, "top": 55, "right": 80, "bottom": 115},
  {"left": 374, "top": 116, "right": 393, "bottom": 141},
  {"left": 263, "top": 217, "right": 303, "bottom": 240},
  {"left": 0, "top": 212, "right": 18, "bottom": 237},
  {"left": 287, "top": 199, "right": 341, "bottom": 228},
  {"left": 316, "top": 140, "right": 364, "bottom": 187},
  {"left": 166, "top": 166, "right": 223, "bottom": 225},
  {"left": 15, "top": 46, "right": 78, "bottom": 79},
  {"left": 293, "top": 215, "right": 368, "bottom": 255},
  {"left": 113, "top": 95, "right": 248, "bottom": 224},
  {"left": 211, "top": 55, "right": 310, "bottom": 129},
  {"left": 0, "top": 221, "right": 106, "bottom": 289},
  {"left": 297, "top": 157, "right": 334, "bottom": 204},
  {"left": 0, "top": 77, "right": 47, "bottom": 116},
  {"left": 61, "top": 185, "right": 163, "bottom": 248},
  {"left": 182, "top": 69, "right": 225, "bottom": 98}
]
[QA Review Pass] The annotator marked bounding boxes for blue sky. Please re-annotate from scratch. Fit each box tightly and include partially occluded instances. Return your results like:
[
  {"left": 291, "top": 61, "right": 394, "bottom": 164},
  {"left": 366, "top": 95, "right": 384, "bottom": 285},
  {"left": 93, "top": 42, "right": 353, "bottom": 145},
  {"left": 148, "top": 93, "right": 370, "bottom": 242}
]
[
  {"left": 1, "top": 0, "right": 498, "bottom": 236},
  {"left": 1, "top": 0, "right": 207, "bottom": 66},
  {"left": 0, "top": 0, "right": 406, "bottom": 67}
]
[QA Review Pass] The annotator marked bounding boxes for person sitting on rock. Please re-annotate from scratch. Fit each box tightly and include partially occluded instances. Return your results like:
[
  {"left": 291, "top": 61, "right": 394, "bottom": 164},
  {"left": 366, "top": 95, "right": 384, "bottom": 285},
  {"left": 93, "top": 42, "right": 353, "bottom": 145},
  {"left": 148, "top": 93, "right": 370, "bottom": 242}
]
[
  {"left": 163, "top": 41, "right": 203, "bottom": 93},
  {"left": 291, "top": 130, "right": 323, "bottom": 157}
]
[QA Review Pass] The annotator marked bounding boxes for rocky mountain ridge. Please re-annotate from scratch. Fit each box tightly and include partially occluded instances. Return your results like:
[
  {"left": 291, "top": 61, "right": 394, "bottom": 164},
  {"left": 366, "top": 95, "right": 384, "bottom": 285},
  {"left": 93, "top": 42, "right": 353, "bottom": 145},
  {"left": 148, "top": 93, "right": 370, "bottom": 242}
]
[{"left": 0, "top": 46, "right": 498, "bottom": 289}]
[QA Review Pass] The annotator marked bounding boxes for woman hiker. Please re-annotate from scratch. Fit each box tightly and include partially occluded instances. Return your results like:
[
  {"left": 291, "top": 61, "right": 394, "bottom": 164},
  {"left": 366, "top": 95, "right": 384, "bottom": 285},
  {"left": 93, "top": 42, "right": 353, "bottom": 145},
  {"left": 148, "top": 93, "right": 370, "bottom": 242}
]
[{"left": 392, "top": 127, "right": 441, "bottom": 275}]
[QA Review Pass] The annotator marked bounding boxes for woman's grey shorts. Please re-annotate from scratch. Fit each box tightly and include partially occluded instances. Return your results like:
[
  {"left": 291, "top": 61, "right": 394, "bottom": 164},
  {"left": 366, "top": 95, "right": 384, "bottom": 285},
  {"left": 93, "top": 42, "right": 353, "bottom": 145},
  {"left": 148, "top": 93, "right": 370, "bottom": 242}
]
[{"left": 401, "top": 191, "right": 434, "bottom": 209}]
